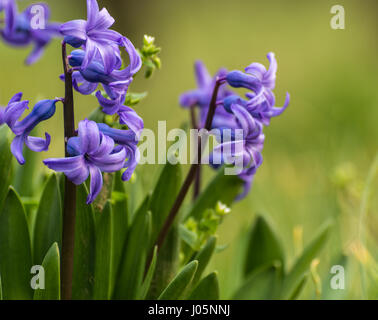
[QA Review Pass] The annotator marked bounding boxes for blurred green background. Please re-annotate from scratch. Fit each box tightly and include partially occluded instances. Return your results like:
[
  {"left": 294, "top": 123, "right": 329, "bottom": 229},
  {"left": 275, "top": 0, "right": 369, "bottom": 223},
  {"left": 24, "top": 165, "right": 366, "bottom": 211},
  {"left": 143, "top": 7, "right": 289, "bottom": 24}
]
[{"left": 1, "top": 0, "right": 377, "bottom": 299}]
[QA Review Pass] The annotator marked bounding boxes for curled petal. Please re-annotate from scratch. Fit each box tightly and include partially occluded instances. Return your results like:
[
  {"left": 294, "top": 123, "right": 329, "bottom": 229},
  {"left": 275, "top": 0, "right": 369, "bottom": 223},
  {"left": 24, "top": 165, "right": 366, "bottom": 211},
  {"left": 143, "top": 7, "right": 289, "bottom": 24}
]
[
  {"left": 118, "top": 106, "right": 144, "bottom": 137},
  {"left": 73, "top": 74, "right": 98, "bottom": 95},
  {"left": 4, "top": 100, "right": 29, "bottom": 130},
  {"left": 24, "top": 133, "right": 50, "bottom": 152},
  {"left": 87, "top": 164, "right": 103, "bottom": 204},
  {"left": 122, "top": 144, "right": 139, "bottom": 181},
  {"left": 264, "top": 52, "right": 277, "bottom": 89},
  {"left": 269, "top": 92, "right": 290, "bottom": 117},
  {"left": 11, "top": 134, "right": 25, "bottom": 165}
]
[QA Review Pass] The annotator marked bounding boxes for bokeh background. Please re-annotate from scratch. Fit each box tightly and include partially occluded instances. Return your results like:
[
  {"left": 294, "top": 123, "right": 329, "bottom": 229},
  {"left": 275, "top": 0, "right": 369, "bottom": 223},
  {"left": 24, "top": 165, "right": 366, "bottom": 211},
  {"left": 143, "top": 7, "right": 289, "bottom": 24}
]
[{"left": 1, "top": 0, "right": 377, "bottom": 299}]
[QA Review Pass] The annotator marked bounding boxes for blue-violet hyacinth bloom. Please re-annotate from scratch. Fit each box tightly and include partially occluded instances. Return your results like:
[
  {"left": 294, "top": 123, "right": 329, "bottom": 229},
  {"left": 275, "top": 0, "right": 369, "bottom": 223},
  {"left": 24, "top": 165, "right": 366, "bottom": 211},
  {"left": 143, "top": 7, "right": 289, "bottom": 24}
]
[
  {"left": 0, "top": 0, "right": 61, "bottom": 64},
  {"left": 60, "top": 0, "right": 124, "bottom": 73},
  {"left": 43, "top": 119, "right": 127, "bottom": 204},
  {"left": 211, "top": 103, "right": 265, "bottom": 200},
  {"left": 0, "top": 93, "right": 57, "bottom": 164},
  {"left": 97, "top": 123, "right": 140, "bottom": 181},
  {"left": 225, "top": 52, "right": 290, "bottom": 126},
  {"left": 180, "top": 60, "right": 235, "bottom": 128}
]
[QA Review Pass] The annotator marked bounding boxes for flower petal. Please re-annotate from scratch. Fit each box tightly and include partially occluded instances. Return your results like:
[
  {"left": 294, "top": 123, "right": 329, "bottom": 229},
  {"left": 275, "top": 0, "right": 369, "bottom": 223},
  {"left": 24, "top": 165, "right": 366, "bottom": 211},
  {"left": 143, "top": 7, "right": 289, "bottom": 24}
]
[
  {"left": 60, "top": 19, "right": 87, "bottom": 40},
  {"left": 118, "top": 106, "right": 144, "bottom": 137},
  {"left": 24, "top": 132, "right": 50, "bottom": 152},
  {"left": 78, "top": 119, "right": 100, "bottom": 154},
  {"left": 11, "top": 134, "right": 25, "bottom": 165},
  {"left": 87, "top": 164, "right": 103, "bottom": 204}
]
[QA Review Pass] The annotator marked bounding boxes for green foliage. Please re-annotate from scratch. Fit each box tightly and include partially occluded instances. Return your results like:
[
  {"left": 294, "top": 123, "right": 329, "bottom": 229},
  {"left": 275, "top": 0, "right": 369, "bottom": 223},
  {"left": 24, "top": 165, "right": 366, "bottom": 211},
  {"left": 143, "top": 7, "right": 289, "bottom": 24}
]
[
  {"left": 232, "top": 216, "right": 332, "bottom": 300},
  {"left": 0, "top": 126, "right": 13, "bottom": 209},
  {"left": 33, "top": 243, "right": 60, "bottom": 300},
  {"left": 186, "top": 169, "right": 243, "bottom": 221},
  {"left": 93, "top": 202, "right": 113, "bottom": 299},
  {"left": 72, "top": 184, "right": 96, "bottom": 299},
  {"left": 0, "top": 188, "right": 33, "bottom": 299},
  {"left": 244, "top": 216, "right": 285, "bottom": 276},
  {"left": 113, "top": 208, "right": 151, "bottom": 299},
  {"left": 158, "top": 260, "right": 198, "bottom": 300},
  {"left": 188, "top": 272, "right": 220, "bottom": 300},
  {"left": 33, "top": 174, "right": 62, "bottom": 265}
]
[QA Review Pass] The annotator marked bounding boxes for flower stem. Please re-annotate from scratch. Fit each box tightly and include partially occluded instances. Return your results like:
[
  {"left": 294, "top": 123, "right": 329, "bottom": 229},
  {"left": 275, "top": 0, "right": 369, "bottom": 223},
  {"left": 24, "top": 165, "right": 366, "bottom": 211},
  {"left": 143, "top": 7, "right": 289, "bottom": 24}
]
[
  {"left": 146, "top": 78, "right": 224, "bottom": 270},
  {"left": 190, "top": 107, "right": 201, "bottom": 200},
  {"left": 61, "top": 41, "right": 77, "bottom": 300}
]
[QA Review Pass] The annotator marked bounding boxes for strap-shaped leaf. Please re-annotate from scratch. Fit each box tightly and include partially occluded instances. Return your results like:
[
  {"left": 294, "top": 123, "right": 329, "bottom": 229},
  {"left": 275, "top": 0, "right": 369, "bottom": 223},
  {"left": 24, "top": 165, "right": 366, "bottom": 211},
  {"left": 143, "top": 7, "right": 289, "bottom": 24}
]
[
  {"left": 149, "top": 163, "right": 182, "bottom": 247},
  {"left": 244, "top": 215, "right": 285, "bottom": 277},
  {"left": 33, "top": 174, "right": 62, "bottom": 265},
  {"left": 139, "top": 246, "right": 158, "bottom": 299},
  {"left": 188, "top": 272, "right": 219, "bottom": 300},
  {"left": 0, "top": 187, "right": 33, "bottom": 299},
  {"left": 93, "top": 202, "right": 112, "bottom": 299},
  {"left": 33, "top": 242, "right": 60, "bottom": 300},
  {"left": 186, "top": 169, "right": 243, "bottom": 221},
  {"left": 110, "top": 171, "right": 129, "bottom": 295},
  {"left": 158, "top": 260, "right": 198, "bottom": 300},
  {"left": 72, "top": 184, "right": 96, "bottom": 299},
  {"left": 281, "top": 222, "right": 332, "bottom": 299},
  {"left": 192, "top": 236, "right": 217, "bottom": 286},
  {"left": 233, "top": 263, "right": 282, "bottom": 300},
  {"left": 113, "top": 210, "right": 151, "bottom": 299},
  {"left": 0, "top": 126, "right": 13, "bottom": 209}
]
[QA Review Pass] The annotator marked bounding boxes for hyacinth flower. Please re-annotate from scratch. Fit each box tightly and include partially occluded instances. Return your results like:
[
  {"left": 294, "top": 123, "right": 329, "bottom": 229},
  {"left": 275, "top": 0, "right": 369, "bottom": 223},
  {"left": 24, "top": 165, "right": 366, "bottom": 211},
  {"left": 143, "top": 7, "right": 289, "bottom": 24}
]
[
  {"left": 97, "top": 123, "right": 140, "bottom": 181},
  {"left": 44, "top": 119, "right": 127, "bottom": 204},
  {"left": 0, "top": 93, "right": 57, "bottom": 164},
  {"left": 180, "top": 60, "right": 234, "bottom": 128},
  {"left": 60, "top": 0, "right": 124, "bottom": 73},
  {"left": 0, "top": 0, "right": 61, "bottom": 64},
  {"left": 212, "top": 103, "right": 265, "bottom": 199},
  {"left": 225, "top": 52, "right": 290, "bottom": 126}
]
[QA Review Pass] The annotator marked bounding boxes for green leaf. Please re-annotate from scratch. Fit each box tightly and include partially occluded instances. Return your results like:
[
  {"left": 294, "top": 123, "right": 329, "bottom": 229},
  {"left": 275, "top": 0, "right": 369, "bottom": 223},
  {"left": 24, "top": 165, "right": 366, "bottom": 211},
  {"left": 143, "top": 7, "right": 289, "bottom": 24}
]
[
  {"left": 33, "top": 243, "right": 60, "bottom": 300},
  {"left": 33, "top": 174, "right": 62, "bottom": 265},
  {"left": 0, "top": 187, "right": 33, "bottom": 299},
  {"left": 149, "top": 163, "right": 182, "bottom": 247},
  {"left": 113, "top": 210, "right": 151, "bottom": 299},
  {"left": 233, "top": 263, "right": 282, "bottom": 300},
  {"left": 0, "top": 126, "right": 13, "bottom": 209},
  {"left": 188, "top": 272, "right": 219, "bottom": 300},
  {"left": 288, "top": 274, "right": 308, "bottom": 300},
  {"left": 192, "top": 236, "right": 217, "bottom": 286},
  {"left": 158, "top": 260, "right": 198, "bottom": 300},
  {"left": 93, "top": 202, "right": 112, "bottom": 299},
  {"left": 281, "top": 222, "right": 332, "bottom": 299},
  {"left": 139, "top": 246, "right": 158, "bottom": 300},
  {"left": 72, "top": 184, "right": 96, "bottom": 300},
  {"left": 186, "top": 169, "right": 243, "bottom": 221},
  {"left": 110, "top": 171, "right": 129, "bottom": 294},
  {"left": 13, "top": 141, "right": 40, "bottom": 197},
  {"left": 147, "top": 222, "right": 180, "bottom": 299},
  {"left": 244, "top": 215, "right": 285, "bottom": 277}
]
